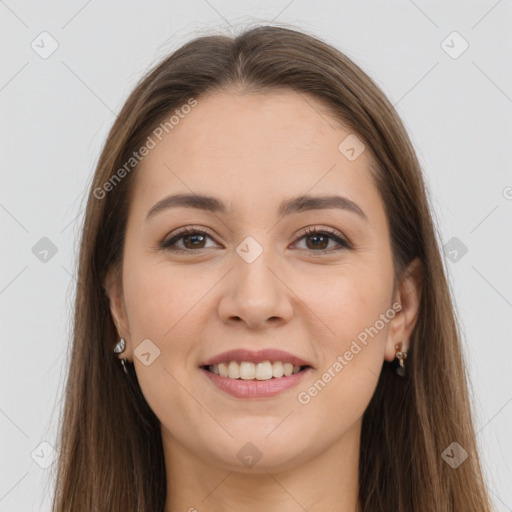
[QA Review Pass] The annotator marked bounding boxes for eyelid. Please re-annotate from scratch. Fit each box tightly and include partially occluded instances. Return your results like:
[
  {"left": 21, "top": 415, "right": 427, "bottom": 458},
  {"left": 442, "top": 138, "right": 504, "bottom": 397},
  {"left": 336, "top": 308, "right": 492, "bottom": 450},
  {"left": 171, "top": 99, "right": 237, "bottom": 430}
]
[
  {"left": 160, "top": 225, "right": 220, "bottom": 249},
  {"left": 295, "top": 225, "right": 348, "bottom": 242}
]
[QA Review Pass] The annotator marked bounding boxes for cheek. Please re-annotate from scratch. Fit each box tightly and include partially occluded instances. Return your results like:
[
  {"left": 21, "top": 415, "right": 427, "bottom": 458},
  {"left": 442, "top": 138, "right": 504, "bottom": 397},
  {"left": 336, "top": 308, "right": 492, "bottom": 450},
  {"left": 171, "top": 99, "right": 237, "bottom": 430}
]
[
  {"left": 121, "top": 260, "right": 207, "bottom": 427},
  {"left": 298, "top": 258, "right": 393, "bottom": 345},
  {"left": 294, "top": 259, "right": 393, "bottom": 406},
  {"left": 122, "top": 256, "right": 207, "bottom": 341},
  {"left": 294, "top": 277, "right": 392, "bottom": 437}
]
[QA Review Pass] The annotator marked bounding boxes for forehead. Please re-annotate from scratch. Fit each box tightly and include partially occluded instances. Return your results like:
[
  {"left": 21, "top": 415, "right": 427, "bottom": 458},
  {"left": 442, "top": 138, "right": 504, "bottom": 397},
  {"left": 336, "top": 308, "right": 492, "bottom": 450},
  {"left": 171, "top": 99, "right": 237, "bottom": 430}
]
[{"left": 129, "top": 90, "right": 385, "bottom": 226}]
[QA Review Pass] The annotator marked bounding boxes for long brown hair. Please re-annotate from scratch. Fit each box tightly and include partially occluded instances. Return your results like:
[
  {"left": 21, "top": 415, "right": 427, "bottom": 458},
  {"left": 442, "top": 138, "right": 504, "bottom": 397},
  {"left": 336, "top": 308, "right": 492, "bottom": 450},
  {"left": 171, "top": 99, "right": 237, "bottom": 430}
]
[{"left": 50, "top": 24, "right": 494, "bottom": 511}]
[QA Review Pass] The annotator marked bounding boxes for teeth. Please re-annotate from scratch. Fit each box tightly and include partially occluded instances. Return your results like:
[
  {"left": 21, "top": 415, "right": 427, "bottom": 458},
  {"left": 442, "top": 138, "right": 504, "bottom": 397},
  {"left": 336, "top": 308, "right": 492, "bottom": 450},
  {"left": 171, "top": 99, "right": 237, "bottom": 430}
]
[
  {"left": 210, "top": 361, "right": 304, "bottom": 380},
  {"left": 228, "top": 361, "right": 240, "bottom": 379}
]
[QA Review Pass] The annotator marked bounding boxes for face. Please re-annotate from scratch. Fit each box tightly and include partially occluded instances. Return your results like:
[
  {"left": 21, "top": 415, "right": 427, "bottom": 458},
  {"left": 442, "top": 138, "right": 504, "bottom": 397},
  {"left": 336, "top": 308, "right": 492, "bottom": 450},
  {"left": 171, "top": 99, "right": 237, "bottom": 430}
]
[{"left": 106, "top": 90, "right": 413, "bottom": 473}]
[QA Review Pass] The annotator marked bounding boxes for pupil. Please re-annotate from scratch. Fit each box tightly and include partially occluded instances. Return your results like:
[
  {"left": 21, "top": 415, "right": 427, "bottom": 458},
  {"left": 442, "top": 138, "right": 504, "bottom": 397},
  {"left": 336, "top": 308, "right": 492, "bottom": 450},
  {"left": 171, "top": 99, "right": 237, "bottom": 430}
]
[
  {"left": 184, "top": 234, "right": 205, "bottom": 249},
  {"left": 307, "top": 234, "right": 327, "bottom": 250}
]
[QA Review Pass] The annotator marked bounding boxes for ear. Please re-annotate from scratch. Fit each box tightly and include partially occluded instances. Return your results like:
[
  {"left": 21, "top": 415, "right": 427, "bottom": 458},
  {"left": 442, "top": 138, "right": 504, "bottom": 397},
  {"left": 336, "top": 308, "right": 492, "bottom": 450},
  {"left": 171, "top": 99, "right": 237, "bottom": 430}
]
[
  {"left": 384, "top": 257, "right": 424, "bottom": 362},
  {"left": 103, "top": 266, "right": 132, "bottom": 359}
]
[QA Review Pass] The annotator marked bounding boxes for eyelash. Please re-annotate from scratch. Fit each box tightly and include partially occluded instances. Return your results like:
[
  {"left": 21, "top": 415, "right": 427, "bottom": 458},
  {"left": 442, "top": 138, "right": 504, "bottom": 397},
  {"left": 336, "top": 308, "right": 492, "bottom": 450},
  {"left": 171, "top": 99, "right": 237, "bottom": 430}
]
[{"left": 159, "top": 225, "right": 352, "bottom": 255}]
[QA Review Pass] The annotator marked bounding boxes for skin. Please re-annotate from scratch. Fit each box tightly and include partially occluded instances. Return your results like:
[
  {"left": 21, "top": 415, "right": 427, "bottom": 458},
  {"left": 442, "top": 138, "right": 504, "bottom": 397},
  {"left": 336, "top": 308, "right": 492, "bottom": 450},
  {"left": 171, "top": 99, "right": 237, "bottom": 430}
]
[{"left": 105, "top": 90, "right": 423, "bottom": 512}]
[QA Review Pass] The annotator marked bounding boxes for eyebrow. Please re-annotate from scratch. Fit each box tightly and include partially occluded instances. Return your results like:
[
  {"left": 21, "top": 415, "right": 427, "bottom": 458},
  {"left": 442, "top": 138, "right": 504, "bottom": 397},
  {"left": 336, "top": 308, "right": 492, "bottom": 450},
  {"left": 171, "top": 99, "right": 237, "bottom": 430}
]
[{"left": 145, "top": 193, "right": 368, "bottom": 222}]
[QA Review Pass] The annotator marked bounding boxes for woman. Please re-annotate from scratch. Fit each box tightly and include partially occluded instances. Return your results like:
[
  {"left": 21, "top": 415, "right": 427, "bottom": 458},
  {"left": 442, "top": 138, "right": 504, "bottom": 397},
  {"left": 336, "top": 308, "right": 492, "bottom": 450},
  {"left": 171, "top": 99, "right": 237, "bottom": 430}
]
[{"left": 51, "top": 25, "right": 494, "bottom": 511}]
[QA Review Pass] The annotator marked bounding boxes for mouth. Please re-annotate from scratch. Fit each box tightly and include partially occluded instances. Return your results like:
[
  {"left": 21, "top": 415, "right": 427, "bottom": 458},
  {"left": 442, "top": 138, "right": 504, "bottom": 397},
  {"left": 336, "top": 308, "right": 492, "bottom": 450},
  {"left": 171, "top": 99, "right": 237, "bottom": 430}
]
[
  {"left": 199, "top": 347, "right": 314, "bottom": 379},
  {"left": 200, "top": 362, "right": 313, "bottom": 399},
  {"left": 201, "top": 361, "right": 313, "bottom": 381}
]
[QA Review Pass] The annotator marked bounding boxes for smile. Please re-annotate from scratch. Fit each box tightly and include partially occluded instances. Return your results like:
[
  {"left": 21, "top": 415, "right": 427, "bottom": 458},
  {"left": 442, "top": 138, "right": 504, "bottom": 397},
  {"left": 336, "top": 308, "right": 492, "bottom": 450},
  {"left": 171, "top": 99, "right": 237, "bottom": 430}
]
[
  {"left": 200, "top": 363, "right": 312, "bottom": 398},
  {"left": 204, "top": 360, "right": 311, "bottom": 380}
]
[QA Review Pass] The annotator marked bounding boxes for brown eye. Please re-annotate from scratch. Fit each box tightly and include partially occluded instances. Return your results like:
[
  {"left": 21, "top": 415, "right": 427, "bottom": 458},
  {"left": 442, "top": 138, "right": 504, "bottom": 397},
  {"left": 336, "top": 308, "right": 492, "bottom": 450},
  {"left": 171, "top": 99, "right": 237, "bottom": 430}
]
[
  {"left": 160, "top": 229, "right": 217, "bottom": 252},
  {"left": 181, "top": 233, "right": 207, "bottom": 249},
  {"left": 160, "top": 226, "right": 351, "bottom": 254},
  {"left": 304, "top": 232, "right": 329, "bottom": 250},
  {"left": 294, "top": 227, "right": 351, "bottom": 254}
]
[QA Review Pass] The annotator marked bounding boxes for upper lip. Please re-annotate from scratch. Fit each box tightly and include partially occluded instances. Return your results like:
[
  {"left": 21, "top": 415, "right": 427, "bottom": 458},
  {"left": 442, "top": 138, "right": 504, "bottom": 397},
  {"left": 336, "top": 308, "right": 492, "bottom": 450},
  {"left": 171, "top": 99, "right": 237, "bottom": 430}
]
[{"left": 200, "top": 348, "right": 313, "bottom": 368}]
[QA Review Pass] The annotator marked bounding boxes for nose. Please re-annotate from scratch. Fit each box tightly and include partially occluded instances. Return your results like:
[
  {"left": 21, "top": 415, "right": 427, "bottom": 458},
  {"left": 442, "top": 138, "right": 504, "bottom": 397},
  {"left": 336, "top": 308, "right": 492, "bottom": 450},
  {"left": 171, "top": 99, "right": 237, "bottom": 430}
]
[{"left": 218, "top": 249, "right": 294, "bottom": 330}]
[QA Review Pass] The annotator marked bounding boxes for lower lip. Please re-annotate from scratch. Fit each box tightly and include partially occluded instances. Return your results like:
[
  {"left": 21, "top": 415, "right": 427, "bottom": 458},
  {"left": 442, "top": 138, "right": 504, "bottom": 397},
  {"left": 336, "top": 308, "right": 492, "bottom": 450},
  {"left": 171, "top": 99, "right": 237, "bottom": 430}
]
[{"left": 200, "top": 367, "right": 312, "bottom": 398}]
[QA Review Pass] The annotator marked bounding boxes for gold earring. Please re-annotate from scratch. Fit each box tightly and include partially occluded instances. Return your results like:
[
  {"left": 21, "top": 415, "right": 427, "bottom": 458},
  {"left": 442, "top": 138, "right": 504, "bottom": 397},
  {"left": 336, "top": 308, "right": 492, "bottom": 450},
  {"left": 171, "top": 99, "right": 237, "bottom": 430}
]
[{"left": 395, "top": 341, "right": 407, "bottom": 377}]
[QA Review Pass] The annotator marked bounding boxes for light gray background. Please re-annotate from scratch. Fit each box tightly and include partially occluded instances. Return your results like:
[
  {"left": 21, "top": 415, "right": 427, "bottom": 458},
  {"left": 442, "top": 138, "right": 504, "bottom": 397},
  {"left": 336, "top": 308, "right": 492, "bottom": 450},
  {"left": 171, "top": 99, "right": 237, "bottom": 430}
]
[{"left": 1, "top": 1, "right": 511, "bottom": 510}]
